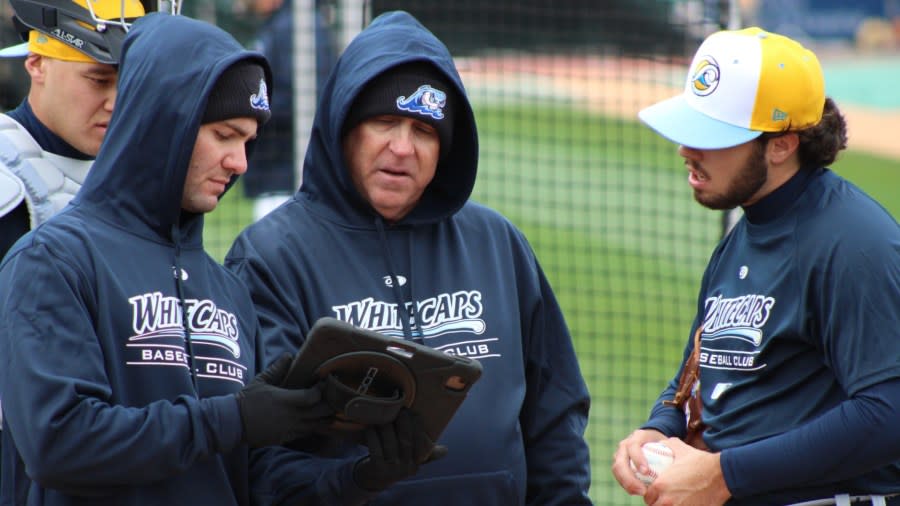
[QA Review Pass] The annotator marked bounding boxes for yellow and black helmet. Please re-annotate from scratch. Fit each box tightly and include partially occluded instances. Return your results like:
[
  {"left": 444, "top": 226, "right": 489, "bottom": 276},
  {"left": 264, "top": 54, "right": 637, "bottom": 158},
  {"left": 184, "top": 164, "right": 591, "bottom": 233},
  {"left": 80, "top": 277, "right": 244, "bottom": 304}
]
[{"left": 7, "top": 0, "right": 149, "bottom": 64}]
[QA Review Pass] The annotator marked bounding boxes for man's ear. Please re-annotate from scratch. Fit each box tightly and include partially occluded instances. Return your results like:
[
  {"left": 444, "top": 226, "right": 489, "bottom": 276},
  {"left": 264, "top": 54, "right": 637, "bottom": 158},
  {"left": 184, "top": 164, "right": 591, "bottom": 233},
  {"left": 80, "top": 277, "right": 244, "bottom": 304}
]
[
  {"left": 24, "top": 53, "right": 47, "bottom": 84},
  {"left": 766, "top": 132, "right": 800, "bottom": 165}
]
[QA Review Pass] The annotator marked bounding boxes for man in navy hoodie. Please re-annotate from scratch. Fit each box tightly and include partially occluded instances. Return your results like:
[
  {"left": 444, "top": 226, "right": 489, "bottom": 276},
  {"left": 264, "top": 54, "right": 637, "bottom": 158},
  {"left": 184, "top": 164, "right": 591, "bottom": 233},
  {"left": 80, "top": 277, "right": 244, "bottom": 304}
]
[
  {"left": 226, "top": 10, "right": 592, "bottom": 505},
  {"left": 0, "top": 13, "right": 347, "bottom": 505}
]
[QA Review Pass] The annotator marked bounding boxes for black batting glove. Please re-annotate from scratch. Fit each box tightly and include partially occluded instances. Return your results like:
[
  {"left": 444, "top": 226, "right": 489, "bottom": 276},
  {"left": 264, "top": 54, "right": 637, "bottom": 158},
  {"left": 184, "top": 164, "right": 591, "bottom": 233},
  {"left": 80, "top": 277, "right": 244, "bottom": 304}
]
[
  {"left": 352, "top": 408, "right": 448, "bottom": 491},
  {"left": 235, "top": 353, "right": 335, "bottom": 448}
]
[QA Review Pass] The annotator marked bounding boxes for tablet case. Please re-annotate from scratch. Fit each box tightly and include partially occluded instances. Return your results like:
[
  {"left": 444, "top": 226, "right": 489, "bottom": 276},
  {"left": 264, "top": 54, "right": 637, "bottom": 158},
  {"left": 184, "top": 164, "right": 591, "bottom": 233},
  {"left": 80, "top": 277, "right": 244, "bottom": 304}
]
[{"left": 282, "top": 317, "right": 483, "bottom": 443}]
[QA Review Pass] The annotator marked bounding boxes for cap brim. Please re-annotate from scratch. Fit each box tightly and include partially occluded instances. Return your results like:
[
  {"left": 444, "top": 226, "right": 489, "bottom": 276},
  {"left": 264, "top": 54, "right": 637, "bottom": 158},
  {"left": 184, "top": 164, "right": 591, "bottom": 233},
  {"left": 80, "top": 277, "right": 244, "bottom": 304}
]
[
  {"left": 0, "top": 42, "right": 29, "bottom": 58},
  {"left": 638, "top": 95, "right": 762, "bottom": 150}
]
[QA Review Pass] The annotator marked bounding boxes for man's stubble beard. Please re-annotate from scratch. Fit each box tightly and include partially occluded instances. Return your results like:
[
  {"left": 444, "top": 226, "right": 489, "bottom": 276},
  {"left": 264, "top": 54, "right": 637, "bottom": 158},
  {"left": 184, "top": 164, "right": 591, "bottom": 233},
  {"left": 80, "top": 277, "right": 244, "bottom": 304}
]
[{"left": 694, "top": 141, "right": 768, "bottom": 211}]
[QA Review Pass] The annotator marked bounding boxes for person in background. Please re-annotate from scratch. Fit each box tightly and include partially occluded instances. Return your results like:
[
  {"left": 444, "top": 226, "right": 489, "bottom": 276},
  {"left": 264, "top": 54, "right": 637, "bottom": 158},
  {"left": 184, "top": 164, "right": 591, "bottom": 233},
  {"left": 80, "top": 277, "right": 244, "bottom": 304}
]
[
  {"left": 0, "top": 0, "right": 146, "bottom": 476},
  {"left": 612, "top": 27, "right": 900, "bottom": 506},
  {"left": 0, "top": 0, "right": 146, "bottom": 258},
  {"left": 242, "top": 0, "right": 338, "bottom": 220},
  {"left": 0, "top": 1, "right": 29, "bottom": 110},
  {"left": 226, "top": 10, "right": 592, "bottom": 505}
]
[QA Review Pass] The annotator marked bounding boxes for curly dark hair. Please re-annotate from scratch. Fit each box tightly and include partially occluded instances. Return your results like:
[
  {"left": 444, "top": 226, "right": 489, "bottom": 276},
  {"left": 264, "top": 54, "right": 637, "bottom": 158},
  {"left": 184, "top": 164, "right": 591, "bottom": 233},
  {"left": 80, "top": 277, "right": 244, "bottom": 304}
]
[{"left": 758, "top": 97, "right": 848, "bottom": 168}]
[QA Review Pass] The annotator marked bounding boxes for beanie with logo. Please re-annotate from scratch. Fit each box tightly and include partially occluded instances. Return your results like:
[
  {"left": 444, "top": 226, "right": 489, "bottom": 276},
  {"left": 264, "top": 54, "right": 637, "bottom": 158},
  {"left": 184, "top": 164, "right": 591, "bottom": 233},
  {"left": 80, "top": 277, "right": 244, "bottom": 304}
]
[
  {"left": 203, "top": 60, "right": 272, "bottom": 126},
  {"left": 343, "top": 61, "right": 456, "bottom": 159}
]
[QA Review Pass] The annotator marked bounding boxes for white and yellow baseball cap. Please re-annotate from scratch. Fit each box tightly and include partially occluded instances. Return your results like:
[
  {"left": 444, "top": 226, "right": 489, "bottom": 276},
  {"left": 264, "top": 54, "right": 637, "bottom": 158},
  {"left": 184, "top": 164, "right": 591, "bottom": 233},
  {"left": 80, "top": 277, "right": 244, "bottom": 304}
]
[{"left": 639, "top": 27, "right": 825, "bottom": 150}]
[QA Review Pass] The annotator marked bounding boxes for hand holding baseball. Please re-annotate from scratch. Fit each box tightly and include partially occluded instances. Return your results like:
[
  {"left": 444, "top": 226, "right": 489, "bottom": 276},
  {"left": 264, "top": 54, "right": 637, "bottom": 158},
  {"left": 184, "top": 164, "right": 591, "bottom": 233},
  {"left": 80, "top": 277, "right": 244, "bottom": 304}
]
[
  {"left": 611, "top": 428, "right": 669, "bottom": 495},
  {"left": 630, "top": 441, "right": 674, "bottom": 485},
  {"left": 638, "top": 438, "right": 733, "bottom": 506}
]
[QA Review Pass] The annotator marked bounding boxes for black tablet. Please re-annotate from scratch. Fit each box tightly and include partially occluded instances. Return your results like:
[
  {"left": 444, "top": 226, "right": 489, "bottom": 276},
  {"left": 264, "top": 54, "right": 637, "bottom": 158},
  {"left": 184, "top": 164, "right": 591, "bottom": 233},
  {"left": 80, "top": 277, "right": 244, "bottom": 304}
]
[{"left": 282, "top": 317, "right": 483, "bottom": 443}]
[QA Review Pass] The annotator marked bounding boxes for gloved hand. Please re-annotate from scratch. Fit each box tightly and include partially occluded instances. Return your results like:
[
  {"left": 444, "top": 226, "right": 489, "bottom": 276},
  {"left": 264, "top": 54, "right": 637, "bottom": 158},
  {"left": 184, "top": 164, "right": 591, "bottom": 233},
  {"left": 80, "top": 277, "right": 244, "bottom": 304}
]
[
  {"left": 235, "top": 353, "right": 335, "bottom": 448},
  {"left": 352, "top": 408, "right": 448, "bottom": 491}
]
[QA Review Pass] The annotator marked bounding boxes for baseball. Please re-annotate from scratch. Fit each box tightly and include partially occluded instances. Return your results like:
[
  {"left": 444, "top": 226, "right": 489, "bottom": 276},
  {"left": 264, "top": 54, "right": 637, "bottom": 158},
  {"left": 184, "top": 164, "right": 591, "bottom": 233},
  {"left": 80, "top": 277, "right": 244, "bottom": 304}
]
[{"left": 630, "top": 441, "right": 674, "bottom": 485}]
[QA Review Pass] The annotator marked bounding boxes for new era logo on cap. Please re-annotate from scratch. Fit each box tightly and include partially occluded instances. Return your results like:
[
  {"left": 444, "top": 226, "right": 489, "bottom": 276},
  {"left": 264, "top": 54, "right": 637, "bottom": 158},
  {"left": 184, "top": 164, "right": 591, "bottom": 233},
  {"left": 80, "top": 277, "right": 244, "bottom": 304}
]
[{"left": 638, "top": 27, "right": 825, "bottom": 150}]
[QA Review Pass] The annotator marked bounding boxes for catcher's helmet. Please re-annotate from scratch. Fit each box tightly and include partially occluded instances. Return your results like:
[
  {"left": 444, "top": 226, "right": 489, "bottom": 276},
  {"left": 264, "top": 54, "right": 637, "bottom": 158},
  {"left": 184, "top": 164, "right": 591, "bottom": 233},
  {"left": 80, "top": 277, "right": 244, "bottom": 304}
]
[{"left": 8, "top": 0, "right": 148, "bottom": 64}]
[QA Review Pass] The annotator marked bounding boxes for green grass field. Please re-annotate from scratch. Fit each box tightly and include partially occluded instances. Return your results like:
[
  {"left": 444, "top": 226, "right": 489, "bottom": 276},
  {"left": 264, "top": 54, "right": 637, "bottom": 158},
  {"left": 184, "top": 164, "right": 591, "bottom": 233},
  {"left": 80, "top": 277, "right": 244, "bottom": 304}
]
[{"left": 205, "top": 105, "right": 900, "bottom": 505}]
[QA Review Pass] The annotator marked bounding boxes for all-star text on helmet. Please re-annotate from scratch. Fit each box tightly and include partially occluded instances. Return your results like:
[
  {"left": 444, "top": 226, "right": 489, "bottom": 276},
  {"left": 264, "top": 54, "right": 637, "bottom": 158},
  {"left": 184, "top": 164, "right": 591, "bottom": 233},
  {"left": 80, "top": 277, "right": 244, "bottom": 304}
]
[{"left": 8, "top": 0, "right": 155, "bottom": 64}]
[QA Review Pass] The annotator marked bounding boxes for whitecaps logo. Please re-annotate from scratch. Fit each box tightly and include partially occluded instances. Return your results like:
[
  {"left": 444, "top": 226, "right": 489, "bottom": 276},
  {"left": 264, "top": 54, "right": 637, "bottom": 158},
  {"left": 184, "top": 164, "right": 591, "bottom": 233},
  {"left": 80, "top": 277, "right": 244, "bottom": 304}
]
[
  {"left": 396, "top": 84, "right": 447, "bottom": 120},
  {"left": 332, "top": 290, "right": 502, "bottom": 360},
  {"left": 127, "top": 293, "right": 241, "bottom": 357},
  {"left": 690, "top": 56, "right": 720, "bottom": 97},
  {"left": 125, "top": 293, "right": 246, "bottom": 383},
  {"left": 250, "top": 78, "right": 270, "bottom": 112}
]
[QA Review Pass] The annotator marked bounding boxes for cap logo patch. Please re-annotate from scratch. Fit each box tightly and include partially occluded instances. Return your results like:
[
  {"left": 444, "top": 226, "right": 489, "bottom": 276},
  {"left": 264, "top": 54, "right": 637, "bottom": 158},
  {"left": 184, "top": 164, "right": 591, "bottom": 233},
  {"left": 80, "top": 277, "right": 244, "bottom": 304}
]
[
  {"left": 250, "top": 78, "right": 270, "bottom": 112},
  {"left": 690, "top": 56, "right": 720, "bottom": 97},
  {"left": 772, "top": 108, "right": 787, "bottom": 121},
  {"left": 396, "top": 84, "right": 447, "bottom": 120}
]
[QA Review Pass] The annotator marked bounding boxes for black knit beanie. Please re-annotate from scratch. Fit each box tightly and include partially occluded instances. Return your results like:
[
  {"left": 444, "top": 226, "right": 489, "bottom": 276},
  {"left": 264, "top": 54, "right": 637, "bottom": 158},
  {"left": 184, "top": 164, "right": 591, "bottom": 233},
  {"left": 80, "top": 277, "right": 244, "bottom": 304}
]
[
  {"left": 202, "top": 60, "right": 271, "bottom": 125},
  {"left": 343, "top": 61, "right": 455, "bottom": 159}
]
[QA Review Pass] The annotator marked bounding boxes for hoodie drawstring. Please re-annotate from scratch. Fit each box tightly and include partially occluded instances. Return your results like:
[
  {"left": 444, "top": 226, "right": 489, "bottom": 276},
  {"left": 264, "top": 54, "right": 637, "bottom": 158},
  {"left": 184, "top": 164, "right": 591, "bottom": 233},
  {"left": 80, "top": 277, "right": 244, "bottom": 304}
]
[
  {"left": 171, "top": 224, "right": 199, "bottom": 394},
  {"left": 375, "top": 217, "right": 423, "bottom": 343}
]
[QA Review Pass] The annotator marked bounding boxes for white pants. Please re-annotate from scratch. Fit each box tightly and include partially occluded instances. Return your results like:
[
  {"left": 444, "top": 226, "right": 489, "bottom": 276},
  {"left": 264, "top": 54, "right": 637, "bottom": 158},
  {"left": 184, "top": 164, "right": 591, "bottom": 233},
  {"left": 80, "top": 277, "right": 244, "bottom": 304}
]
[{"left": 788, "top": 494, "right": 898, "bottom": 506}]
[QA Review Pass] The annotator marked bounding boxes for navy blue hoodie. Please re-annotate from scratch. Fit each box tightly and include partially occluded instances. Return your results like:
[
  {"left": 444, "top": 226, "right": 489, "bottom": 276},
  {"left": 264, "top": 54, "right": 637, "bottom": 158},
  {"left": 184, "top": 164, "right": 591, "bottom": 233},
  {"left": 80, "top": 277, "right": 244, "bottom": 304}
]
[
  {"left": 0, "top": 13, "right": 321, "bottom": 505},
  {"left": 226, "top": 10, "right": 592, "bottom": 506}
]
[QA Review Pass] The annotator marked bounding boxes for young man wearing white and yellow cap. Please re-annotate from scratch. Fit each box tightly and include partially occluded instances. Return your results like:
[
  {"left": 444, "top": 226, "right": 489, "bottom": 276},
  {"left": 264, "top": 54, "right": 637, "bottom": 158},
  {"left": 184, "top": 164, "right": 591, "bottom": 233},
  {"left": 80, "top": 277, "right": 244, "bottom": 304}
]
[
  {"left": 0, "top": 0, "right": 145, "bottom": 260},
  {"left": 611, "top": 28, "right": 900, "bottom": 505}
]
